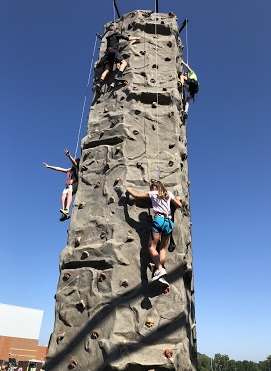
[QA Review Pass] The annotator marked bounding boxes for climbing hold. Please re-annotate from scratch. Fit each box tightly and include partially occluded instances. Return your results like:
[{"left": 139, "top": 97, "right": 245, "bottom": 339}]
[
  {"left": 127, "top": 23, "right": 132, "bottom": 30},
  {"left": 140, "top": 72, "right": 146, "bottom": 77},
  {"left": 181, "top": 153, "right": 188, "bottom": 161},
  {"left": 162, "top": 87, "right": 167, "bottom": 91},
  {"left": 104, "top": 163, "right": 110, "bottom": 171},
  {"left": 78, "top": 299, "right": 86, "bottom": 309},
  {"left": 133, "top": 129, "right": 139, "bottom": 135},
  {"left": 82, "top": 165, "right": 88, "bottom": 171},
  {"left": 140, "top": 50, "right": 146, "bottom": 55},
  {"left": 99, "top": 131, "right": 104, "bottom": 138},
  {"left": 108, "top": 196, "right": 115, "bottom": 204},
  {"left": 169, "top": 143, "right": 175, "bottom": 149},
  {"left": 120, "top": 345, "right": 129, "bottom": 357},
  {"left": 165, "top": 57, "right": 171, "bottom": 61},
  {"left": 114, "top": 177, "right": 120, "bottom": 184},
  {"left": 104, "top": 108, "right": 108, "bottom": 113},
  {"left": 69, "top": 359, "right": 78, "bottom": 369},
  {"left": 110, "top": 119, "right": 118, "bottom": 126},
  {"left": 56, "top": 332, "right": 65, "bottom": 344},
  {"left": 168, "top": 160, "right": 174, "bottom": 167},
  {"left": 161, "top": 20, "right": 165, "bottom": 24},
  {"left": 168, "top": 242, "right": 176, "bottom": 252},
  {"left": 145, "top": 318, "right": 154, "bottom": 328},
  {"left": 95, "top": 181, "right": 101, "bottom": 188},
  {"left": 133, "top": 86, "right": 139, "bottom": 90},
  {"left": 152, "top": 124, "right": 156, "bottom": 130},
  {"left": 187, "top": 180, "right": 191, "bottom": 186},
  {"left": 135, "top": 109, "right": 141, "bottom": 115},
  {"left": 81, "top": 251, "right": 89, "bottom": 259},
  {"left": 124, "top": 233, "right": 134, "bottom": 242},
  {"left": 152, "top": 102, "right": 158, "bottom": 108},
  {"left": 120, "top": 279, "right": 129, "bottom": 288},
  {"left": 99, "top": 272, "right": 107, "bottom": 281},
  {"left": 91, "top": 330, "right": 99, "bottom": 339},
  {"left": 74, "top": 237, "right": 81, "bottom": 248},
  {"left": 150, "top": 78, "right": 156, "bottom": 83},
  {"left": 168, "top": 111, "right": 174, "bottom": 117},
  {"left": 120, "top": 346, "right": 129, "bottom": 357},
  {"left": 152, "top": 64, "right": 158, "bottom": 69},
  {"left": 63, "top": 272, "right": 70, "bottom": 281},
  {"left": 167, "top": 41, "right": 172, "bottom": 47},
  {"left": 164, "top": 349, "right": 173, "bottom": 358},
  {"left": 137, "top": 162, "right": 143, "bottom": 168},
  {"left": 168, "top": 11, "right": 174, "bottom": 17},
  {"left": 100, "top": 231, "right": 106, "bottom": 239},
  {"left": 115, "top": 146, "right": 121, "bottom": 153}
]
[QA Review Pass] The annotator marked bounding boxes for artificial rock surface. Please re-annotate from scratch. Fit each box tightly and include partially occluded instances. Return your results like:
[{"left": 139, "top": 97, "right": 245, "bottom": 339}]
[{"left": 46, "top": 10, "right": 197, "bottom": 371}]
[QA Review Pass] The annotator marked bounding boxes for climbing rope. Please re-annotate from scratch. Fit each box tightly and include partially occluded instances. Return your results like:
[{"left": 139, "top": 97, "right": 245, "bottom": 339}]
[
  {"left": 154, "top": 6, "right": 161, "bottom": 180},
  {"left": 112, "top": 0, "right": 116, "bottom": 24},
  {"left": 185, "top": 19, "right": 189, "bottom": 65},
  {"left": 74, "top": 35, "right": 98, "bottom": 158}
]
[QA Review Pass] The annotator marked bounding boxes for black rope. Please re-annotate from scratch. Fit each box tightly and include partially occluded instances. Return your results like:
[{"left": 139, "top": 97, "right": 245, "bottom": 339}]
[
  {"left": 113, "top": 0, "right": 121, "bottom": 18},
  {"left": 155, "top": 0, "right": 159, "bottom": 13},
  {"left": 179, "top": 18, "right": 189, "bottom": 34}
]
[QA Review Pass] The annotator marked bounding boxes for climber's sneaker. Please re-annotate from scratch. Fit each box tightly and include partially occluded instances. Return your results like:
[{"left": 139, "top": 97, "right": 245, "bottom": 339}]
[
  {"left": 60, "top": 214, "right": 67, "bottom": 222},
  {"left": 60, "top": 208, "right": 69, "bottom": 215},
  {"left": 115, "top": 75, "right": 125, "bottom": 82},
  {"left": 183, "top": 111, "right": 188, "bottom": 119},
  {"left": 159, "top": 277, "right": 170, "bottom": 287},
  {"left": 151, "top": 268, "right": 167, "bottom": 282}
]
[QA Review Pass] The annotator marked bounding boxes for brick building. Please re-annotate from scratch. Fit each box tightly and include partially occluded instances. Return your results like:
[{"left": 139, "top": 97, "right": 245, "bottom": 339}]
[{"left": 0, "top": 304, "right": 47, "bottom": 363}]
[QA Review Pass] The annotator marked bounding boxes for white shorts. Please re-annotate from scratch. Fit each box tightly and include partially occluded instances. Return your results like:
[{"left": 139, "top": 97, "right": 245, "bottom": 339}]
[{"left": 62, "top": 182, "right": 78, "bottom": 195}]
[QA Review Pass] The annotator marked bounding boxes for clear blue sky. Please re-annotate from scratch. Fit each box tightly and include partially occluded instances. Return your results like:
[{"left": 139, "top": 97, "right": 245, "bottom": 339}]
[{"left": 1, "top": 0, "right": 271, "bottom": 363}]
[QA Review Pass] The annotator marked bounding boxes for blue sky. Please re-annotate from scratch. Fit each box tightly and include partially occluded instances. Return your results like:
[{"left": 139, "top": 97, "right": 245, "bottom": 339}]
[{"left": 1, "top": 0, "right": 271, "bottom": 363}]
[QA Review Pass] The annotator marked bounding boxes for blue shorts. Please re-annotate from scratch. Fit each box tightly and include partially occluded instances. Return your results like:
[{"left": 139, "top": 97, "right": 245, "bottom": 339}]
[{"left": 151, "top": 217, "right": 174, "bottom": 235}]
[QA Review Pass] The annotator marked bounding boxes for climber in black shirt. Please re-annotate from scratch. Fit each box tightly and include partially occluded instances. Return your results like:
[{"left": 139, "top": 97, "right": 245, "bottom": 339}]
[{"left": 96, "top": 28, "right": 141, "bottom": 92}]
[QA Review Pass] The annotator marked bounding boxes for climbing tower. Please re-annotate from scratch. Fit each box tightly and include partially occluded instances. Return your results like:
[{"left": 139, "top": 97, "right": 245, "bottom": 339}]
[{"left": 46, "top": 10, "right": 197, "bottom": 371}]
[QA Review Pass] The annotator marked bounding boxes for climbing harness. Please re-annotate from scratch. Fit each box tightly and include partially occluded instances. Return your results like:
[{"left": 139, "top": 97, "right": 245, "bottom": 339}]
[{"left": 74, "top": 35, "right": 98, "bottom": 158}]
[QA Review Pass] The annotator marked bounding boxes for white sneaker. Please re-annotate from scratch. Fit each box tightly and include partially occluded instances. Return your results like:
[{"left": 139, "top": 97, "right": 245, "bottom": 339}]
[
  {"left": 151, "top": 268, "right": 167, "bottom": 282},
  {"left": 159, "top": 277, "right": 169, "bottom": 286}
]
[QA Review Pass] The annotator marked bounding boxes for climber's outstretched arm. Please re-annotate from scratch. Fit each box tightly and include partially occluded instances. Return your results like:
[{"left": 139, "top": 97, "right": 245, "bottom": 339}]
[
  {"left": 126, "top": 187, "right": 149, "bottom": 199},
  {"left": 64, "top": 148, "right": 79, "bottom": 168},
  {"left": 182, "top": 61, "right": 192, "bottom": 72},
  {"left": 43, "top": 162, "right": 67, "bottom": 173}
]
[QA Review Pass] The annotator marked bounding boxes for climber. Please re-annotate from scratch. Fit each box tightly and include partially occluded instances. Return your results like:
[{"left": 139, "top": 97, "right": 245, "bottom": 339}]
[
  {"left": 126, "top": 180, "right": 182, "bottom": 283},
  {"left": 43, "top": 149, "right": 80, "bottom": 222},
  {"left": 96, "top": 27, "right": 141, "bottom": 92},
  {"left": 179, "top": 61, "right": 199, "bottom": 118}
]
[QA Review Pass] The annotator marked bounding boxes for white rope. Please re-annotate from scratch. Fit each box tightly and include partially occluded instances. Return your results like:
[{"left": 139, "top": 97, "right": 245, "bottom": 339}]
[
  {"left": 185, "top": 20, "right": 189, "bottom": 65},
  {"left": 74, "top": 35, "right": 98, "bottom": 158},
  {"left": 154, "top": 2, "right": 160, "bottom": 180}
]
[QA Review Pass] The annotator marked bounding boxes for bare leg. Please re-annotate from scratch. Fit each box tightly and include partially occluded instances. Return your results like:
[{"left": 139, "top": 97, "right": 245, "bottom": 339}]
[
  {"left": 148, "top": 232, "right": 163, "bottom": 270},
  {"left": 61, "top": 193, "right": 66, "bottom": 210},
  {"left": 118, "top": 59, "right": 127, "bottom": 73},
  {"left": 65, "top": 190, "right": 73, "bottom": 211},
  {"left": 100, "top": 63, "right": 111, "bottom": 81},
  {"left": 159, "top": 234, "right": 170, "bottom": 267},
  {"left": 185, "top": 95, "right": 192, "bottom": 112}
]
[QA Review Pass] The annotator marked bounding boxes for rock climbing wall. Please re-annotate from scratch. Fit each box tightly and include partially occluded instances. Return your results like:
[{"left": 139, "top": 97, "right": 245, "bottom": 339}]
[{"left": 46, "top": 10, "right": 197, "bottom": 371}]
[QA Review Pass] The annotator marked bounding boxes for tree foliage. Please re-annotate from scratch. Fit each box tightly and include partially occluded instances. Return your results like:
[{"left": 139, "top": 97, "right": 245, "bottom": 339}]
[{"left": 197, "top": 353, "right": 271, "bottom": 371}]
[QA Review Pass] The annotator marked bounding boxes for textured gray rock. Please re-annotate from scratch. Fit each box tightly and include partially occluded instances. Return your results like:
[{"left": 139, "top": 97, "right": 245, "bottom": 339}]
[{"left": 46, "top": 10, "right": 197, "bottom": 371}]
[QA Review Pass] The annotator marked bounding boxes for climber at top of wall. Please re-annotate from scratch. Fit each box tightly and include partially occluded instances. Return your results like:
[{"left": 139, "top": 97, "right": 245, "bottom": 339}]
[
  {"left": 126, "top": 180, "right": 182, "bottom": 286},
  {"left": 95, "top": 27, "right": 141, "bottom": 93},
  {"left": 179, "top": 61, "right": 199, "bottom": 119},
  {"left": 43, "top": 149, "right": 80, "bottom": 222}
]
